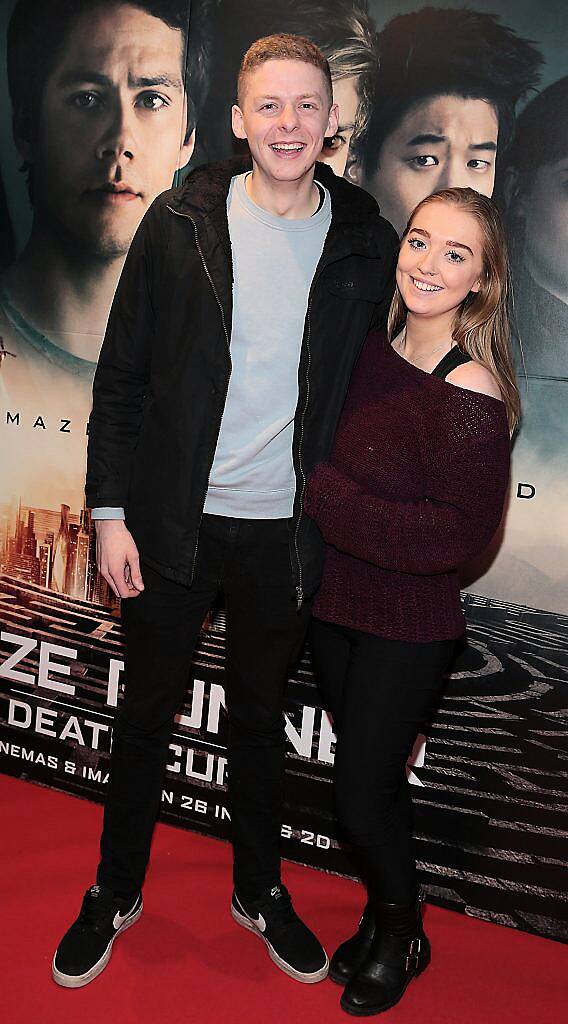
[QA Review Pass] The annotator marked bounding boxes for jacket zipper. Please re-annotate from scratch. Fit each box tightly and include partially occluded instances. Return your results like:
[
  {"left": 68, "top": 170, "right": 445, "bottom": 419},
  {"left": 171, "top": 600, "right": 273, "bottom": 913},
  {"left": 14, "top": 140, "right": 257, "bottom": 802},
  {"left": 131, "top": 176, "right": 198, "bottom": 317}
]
[
  {"left": 166, "top": 204, "right": 232, "bottom": 581},
  {"left": 292, "top": 241, "right": 343, "bottom": 609},
  {"left": 292, "top": 298, "right": 312, "bottom": 610},
  {"left": 292, "top": 242, "right": 341, "bottom": 609}
]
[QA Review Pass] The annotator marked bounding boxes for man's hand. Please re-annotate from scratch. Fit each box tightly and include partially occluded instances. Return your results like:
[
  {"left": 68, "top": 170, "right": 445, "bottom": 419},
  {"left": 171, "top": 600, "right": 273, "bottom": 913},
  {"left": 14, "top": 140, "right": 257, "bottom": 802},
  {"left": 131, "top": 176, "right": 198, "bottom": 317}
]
[{"left": 95, "top": 520, "right": 144, "bottom": 599}]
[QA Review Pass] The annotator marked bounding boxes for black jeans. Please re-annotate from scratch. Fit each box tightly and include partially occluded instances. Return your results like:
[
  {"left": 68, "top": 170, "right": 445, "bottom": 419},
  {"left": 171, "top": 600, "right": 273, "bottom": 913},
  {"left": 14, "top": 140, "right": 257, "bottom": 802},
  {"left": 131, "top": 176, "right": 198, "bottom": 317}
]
[
  {"left": 309, "top": 618, "right": 454, "bottom": 905},
  {"left": 97, "top": 515, "right": 312, "bottom": 899}
]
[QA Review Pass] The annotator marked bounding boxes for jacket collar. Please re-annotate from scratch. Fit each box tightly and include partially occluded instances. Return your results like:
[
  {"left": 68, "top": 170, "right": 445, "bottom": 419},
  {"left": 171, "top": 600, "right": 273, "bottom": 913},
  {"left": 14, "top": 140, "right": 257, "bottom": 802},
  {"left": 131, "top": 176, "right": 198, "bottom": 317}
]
[{"left": 167, "top": 156, "right": 384, "bottom": 258}]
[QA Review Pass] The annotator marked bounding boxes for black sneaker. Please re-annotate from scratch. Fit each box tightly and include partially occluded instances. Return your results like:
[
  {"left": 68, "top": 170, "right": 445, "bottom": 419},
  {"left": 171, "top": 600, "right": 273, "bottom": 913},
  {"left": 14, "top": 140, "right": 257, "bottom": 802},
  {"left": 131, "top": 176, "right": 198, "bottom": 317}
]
[
  {"left": 231, "top": 884, "right": 328, "bottom": 984},
  {"left": 52, "top": 884, "right": 143, "bottom": 988}
]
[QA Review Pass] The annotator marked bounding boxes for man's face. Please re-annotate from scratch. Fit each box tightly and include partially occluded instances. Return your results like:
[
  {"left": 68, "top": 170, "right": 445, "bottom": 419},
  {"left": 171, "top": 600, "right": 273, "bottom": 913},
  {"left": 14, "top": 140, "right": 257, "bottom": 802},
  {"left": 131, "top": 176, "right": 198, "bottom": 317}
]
[
  {"left": 363, "top": 95, "right": 498, "bottom": 234},
  {"left": 520, "top": 156, "right": 568, "bottom": 304},
  {"left": 24, "top": 3, "right": 194, "bottom": 258},
  {"left": 232, "top": 59, "right": 338, "bottom": 186},
  {"left": 319, "top": 75, "right": 359, "bottom": 177}
]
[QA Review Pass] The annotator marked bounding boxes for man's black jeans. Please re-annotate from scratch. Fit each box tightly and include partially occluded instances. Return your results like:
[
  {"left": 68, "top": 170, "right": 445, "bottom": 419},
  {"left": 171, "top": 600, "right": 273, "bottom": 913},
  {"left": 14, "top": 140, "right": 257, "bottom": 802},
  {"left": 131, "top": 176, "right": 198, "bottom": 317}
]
[{"left": 96, "top": 514, "right": 312, "bottom": 900}]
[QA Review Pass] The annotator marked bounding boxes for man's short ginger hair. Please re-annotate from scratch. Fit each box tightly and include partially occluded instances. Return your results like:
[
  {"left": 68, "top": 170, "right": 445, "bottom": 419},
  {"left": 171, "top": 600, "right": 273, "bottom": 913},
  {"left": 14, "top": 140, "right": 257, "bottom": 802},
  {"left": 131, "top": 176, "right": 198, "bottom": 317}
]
[{"left": 237, "top": 33, "right": 333, "bottom": 108}]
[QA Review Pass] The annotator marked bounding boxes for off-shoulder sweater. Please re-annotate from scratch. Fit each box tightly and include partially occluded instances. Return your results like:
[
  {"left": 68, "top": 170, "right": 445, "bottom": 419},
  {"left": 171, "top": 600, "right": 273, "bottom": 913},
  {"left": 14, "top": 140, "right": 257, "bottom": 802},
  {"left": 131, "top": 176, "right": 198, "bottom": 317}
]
[{"left": 304, "top": 330, "right": 511, "bottom": 642}]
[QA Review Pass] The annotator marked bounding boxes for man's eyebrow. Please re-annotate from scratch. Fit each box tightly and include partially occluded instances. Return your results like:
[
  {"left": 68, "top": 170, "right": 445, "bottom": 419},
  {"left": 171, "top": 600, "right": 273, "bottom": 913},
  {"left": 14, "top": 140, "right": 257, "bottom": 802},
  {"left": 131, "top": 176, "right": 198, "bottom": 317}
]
[
  {"left": 128, "top": 73, "right": 183, "bottom": 91},
  {"left": 56, "top": 69, "right": 183, "bottom": 90},
  {"left": 406, "top": 133, "right": 445, "bottom": 146},
  {"left": 469, "top": 140, "right": 497, "bottom": 152},
  {"left": 256, "top": 92, "right": 322, "bottom": 101}
]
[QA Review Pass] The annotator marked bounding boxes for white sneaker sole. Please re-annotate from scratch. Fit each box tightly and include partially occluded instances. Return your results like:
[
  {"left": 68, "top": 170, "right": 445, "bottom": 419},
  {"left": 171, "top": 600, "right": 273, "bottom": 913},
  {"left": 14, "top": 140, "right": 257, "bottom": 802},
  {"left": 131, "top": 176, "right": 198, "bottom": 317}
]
[
  {"left": 231, "top": 902, "right": 329, "bottom": 984},
  {"left": 51, "top": 899, "right": 143, "bottom": 989}
]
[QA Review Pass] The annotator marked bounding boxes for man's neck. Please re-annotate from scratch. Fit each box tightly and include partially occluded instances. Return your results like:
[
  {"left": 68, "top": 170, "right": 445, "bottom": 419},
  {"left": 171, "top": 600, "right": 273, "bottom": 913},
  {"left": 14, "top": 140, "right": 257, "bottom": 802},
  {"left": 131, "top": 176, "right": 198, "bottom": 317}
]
[
  {"left": 246, "top": 163, "right": 320, "bottom": 220},
  {"left": 3, "top": 223, "right": 126, "bottom": 361}
]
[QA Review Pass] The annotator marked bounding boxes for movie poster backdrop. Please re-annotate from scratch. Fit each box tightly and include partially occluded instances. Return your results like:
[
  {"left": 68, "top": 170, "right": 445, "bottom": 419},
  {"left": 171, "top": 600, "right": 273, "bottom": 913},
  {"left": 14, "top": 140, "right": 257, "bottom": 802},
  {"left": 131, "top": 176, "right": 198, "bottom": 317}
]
[{"left": 1, "top": 0, "right": 567, "bottom": 943}]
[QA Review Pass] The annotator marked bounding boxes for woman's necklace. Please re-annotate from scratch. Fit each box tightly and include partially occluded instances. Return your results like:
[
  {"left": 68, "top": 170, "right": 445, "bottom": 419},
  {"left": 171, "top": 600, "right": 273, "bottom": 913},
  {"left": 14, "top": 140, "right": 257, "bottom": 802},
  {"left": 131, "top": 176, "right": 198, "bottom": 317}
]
[{"left": 395, "top": 325, "right": 453, "bottom": 366}]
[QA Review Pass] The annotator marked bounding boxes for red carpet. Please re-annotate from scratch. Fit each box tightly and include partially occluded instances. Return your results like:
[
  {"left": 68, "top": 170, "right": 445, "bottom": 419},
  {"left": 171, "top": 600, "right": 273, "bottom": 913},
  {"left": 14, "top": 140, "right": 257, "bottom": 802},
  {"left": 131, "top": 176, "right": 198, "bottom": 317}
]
[{"left": 1, "top": 773, "right": 564, "bottom": 1024}]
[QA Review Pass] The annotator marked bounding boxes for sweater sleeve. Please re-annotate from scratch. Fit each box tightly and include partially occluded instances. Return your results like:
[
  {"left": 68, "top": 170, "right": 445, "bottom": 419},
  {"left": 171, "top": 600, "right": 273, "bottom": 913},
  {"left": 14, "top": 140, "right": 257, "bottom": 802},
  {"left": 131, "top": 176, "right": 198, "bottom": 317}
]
[{"left": 304, "top": 429, "right": 510, "bottom": 576}]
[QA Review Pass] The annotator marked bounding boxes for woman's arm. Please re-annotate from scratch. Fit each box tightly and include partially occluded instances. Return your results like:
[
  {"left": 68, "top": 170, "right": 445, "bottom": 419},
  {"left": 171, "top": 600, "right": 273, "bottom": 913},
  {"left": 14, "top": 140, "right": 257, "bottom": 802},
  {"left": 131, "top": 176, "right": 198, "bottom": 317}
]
[{"left": 305, "top": 431, "right": 510, "bottom": 575}]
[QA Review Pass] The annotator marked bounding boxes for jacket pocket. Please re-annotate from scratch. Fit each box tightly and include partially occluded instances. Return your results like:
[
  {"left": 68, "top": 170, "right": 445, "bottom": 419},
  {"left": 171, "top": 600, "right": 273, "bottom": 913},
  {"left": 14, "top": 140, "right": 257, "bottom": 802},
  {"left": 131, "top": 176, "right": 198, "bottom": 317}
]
[{"left": 323, "top": 256, "right": 384, "bottom": 303}]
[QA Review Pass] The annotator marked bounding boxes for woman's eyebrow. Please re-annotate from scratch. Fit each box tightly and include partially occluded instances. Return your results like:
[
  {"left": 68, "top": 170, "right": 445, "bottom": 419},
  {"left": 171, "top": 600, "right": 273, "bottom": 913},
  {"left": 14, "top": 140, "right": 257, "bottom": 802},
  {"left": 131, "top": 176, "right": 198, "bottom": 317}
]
[
  {"left": 446, "top": 240, "right": 474, "bottom": 254},
  {"left": 409, "top": 228, "right": 474, "bottom": 256}
]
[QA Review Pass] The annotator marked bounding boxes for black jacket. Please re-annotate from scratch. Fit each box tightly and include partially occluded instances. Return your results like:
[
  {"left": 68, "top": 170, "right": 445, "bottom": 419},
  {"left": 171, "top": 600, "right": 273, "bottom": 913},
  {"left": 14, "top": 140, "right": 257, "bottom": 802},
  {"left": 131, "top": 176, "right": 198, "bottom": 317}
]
[{"left": 86, "top": 157, "right": 398, "bottom": 601}]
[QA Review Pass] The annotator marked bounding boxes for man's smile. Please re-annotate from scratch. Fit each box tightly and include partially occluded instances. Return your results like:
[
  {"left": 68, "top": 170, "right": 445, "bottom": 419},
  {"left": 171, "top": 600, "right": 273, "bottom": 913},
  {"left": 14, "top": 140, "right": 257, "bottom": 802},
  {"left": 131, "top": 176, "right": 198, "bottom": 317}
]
[{"left": 269, "top": 141, "right": 307, "bottom": 157}]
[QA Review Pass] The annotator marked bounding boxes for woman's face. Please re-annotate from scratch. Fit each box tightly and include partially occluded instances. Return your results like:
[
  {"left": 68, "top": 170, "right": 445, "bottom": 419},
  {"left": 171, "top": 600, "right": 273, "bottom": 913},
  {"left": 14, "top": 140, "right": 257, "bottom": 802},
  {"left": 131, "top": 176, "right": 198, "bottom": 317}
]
[
  {"left": 519, "top": 157, "right": 568, "bottom": 304},
  {"left": 319, "top": 75, "right": 360, "bottom": 176},
  {"left": 396, "top": 200, "right": 484, "bottom": 320}
]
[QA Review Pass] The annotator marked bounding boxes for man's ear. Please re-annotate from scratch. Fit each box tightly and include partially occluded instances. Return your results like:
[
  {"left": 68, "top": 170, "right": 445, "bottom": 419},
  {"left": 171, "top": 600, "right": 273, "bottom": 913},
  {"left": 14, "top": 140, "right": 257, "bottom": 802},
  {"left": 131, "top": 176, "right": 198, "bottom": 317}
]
[
  {"left": 232, "top": 104, "right": 247, "bottom": 140},
  {"left": 503, "top": 166, "right": 526, "bottom": 218},
  {"left": 345, "top": 153, "right": 363, "bottom": 186},
  {"left": 177, "top": 127, "right": 195, "bottom": 170},
  {"left": 324, "top": 102, "right": 339, "bottom": 140},
  {"left": 12, "top": 111, "right": 34, "bottom": 163}
]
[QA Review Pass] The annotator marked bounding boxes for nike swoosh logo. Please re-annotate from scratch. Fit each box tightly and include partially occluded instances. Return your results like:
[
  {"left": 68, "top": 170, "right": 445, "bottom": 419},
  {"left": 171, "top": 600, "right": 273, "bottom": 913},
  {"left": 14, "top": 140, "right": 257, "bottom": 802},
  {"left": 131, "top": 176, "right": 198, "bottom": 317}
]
[
  {"left": 236, "top": 896, "right": 266, "bottom": 933},
  {"left": 248, "top": 911, "right": 266, "bottom": 933},
  {"left": 113, "top": 900, "right": 138, "bottom": 930}
]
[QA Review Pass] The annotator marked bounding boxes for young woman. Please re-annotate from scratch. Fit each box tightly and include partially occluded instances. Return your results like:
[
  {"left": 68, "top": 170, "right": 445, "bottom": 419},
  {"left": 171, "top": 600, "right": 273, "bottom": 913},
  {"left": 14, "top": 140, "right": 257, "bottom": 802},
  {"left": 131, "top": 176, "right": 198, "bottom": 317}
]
[{"left": 305, "top": 187, "right": 518, "bottom": 1016}]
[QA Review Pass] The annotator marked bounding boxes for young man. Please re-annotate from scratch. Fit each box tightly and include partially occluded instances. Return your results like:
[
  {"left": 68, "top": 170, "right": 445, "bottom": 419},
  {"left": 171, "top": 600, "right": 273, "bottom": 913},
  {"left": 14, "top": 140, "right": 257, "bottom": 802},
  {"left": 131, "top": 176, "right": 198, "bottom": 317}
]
[
  {"left": 1, "top": 0, "right": 210, "bottom": 561},
  {"left": 199, "top": 0, "right": 377, "bottom": 175},
  {"left": 52, "top": 33, "right": 397, "bottom": 988},
  {"left": 348, "top": 7, "right": 543, "bottom": 233}
]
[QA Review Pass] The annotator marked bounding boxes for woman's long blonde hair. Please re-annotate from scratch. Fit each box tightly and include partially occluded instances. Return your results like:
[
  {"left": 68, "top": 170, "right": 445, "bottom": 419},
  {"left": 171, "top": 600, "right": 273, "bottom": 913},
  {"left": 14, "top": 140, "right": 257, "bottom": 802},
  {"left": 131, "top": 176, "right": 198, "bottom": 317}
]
[{"left": 387, "top": 187, "right": 520, "bottom": 433}]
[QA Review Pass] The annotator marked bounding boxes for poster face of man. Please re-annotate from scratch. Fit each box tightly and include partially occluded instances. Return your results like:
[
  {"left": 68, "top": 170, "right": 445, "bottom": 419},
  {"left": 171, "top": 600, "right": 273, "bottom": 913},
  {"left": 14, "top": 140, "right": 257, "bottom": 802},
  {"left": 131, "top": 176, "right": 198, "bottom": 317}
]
[
  {"left": 363, "top": 94, "right": 498, "bottom": 234},
  {"left": 0, "top": 0, "right": 198, "bottom": 604},
  {"left": 30, "top": 3, "right": 194, "bottom": 259},
  {"left": 320, "top": 75, "right": 360, "bottom": 176},
  {"left": 521, "top": 157, "right": 568, "bottom": 308}
]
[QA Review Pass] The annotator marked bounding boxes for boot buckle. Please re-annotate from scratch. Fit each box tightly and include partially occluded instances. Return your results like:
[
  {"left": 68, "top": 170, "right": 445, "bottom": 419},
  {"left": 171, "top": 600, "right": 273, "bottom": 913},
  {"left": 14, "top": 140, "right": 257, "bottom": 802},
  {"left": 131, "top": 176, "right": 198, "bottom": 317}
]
[{"left": 405, "top": 938, "right": 421, "bottom": 972}]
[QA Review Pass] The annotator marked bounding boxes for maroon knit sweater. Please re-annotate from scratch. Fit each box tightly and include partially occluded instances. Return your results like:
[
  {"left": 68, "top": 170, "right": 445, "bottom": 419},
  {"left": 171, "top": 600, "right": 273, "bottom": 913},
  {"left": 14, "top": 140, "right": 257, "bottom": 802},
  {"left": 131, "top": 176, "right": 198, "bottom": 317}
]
[{"left": 304, "top": 330, "right": 511, "bottom": 642}]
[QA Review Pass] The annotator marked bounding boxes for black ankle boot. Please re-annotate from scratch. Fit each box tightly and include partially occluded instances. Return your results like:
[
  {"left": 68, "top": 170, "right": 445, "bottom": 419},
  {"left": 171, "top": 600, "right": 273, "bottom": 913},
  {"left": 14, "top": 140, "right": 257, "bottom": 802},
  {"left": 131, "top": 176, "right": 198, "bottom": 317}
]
[
  {"left": 329, "top": 903, "right": 376, "bottom": 985},
  {"left": 340, "top": 898, "right": 430, "bottom": 1016}
]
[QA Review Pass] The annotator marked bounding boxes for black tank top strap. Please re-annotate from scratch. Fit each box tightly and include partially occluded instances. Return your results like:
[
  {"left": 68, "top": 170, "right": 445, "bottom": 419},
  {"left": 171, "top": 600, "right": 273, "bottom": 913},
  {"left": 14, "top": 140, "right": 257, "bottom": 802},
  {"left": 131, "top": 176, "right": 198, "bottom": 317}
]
[{"left": 431, "top": 346, "right": 472, "bottom": 379}]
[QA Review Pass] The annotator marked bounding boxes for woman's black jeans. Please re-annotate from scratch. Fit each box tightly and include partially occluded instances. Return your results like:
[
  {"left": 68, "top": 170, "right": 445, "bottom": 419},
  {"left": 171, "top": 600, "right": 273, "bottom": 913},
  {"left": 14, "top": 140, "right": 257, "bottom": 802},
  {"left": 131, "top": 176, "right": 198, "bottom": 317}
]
[{"left": 309, "top": 617, "right": 454, "bottom": 905}]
